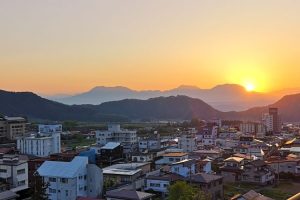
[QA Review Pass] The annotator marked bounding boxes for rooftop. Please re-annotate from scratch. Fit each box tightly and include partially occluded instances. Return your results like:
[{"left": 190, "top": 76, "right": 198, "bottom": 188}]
[
  {"left": 163, "top": 152, "right": 188, "bottom": 157},
  {"left": 190, "top": 173, "right": 222, "bottom": 183},
  {"left": 37, "top": 156, "right": 88, "bottom": 178},
  {"left": 106, "top": 189, "right": 155, "bottom": 200},
  {"left": 101, "top": 142, "right": 121, "bottom": 150},
  {"left": 224, "top": 157, "right": 244, "bottom": 163}
]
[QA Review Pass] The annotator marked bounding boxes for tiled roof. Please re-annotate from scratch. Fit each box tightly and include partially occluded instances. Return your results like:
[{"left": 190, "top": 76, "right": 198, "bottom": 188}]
[
  {"left": 190, "top": 173, "right": 222, "bottom": 183},
  {"left": 106, "top": 189, "right": 155, "bottom": 200},
  {"left": 163, "top": 152, "right": 188, "bottom": 157}
]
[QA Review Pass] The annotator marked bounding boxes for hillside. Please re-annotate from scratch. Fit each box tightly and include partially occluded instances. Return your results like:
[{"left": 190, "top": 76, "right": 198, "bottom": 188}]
[{"left": 1, "top": 89, "right": 300, "bottom": 122}]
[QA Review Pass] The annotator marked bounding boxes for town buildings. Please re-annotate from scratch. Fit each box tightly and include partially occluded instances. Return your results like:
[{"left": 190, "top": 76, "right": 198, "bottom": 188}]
[
  {"left": 0, "top": 116, "right": 27, "bottom": 140},
  {"left": 96, "top": 124, "right": 137, "bottom": 155},
  {"left": 17, "top": 124, "right": 61, "bottom": 157},
  {"left": 37, "top": 156, "right": 103, "bottom": 200}
]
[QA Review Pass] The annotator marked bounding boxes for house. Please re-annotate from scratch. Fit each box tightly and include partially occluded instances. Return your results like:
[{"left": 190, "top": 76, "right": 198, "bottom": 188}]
[
  {"left": 132, "top": 152, "right": 154, "bottom": 162},
  {"left": 0, "top": 154, "right": 28, "bottom": 192},
  {"left": 220, "top": 157, "right": 244, "bottom": 182},
  {"left": 145, "top": 173, "right": 184, "bottom": 194},
  {"left": 231, "top": 190, "right": 274, "bottom": 200},
  {"left": 241, "top": 160, "right": 275, "bottom": 185},
  {"left": 106, "top": 189, "right": 155, "bottom": 200},
  {"left": 197, "top": 126, "right": 218, "bottom": 147},
  {"left": 266, "top": 155, "right": 300, "bottom": 175},
  {"left": 197, "top": 158, "right": 212, "bottom": 174},
  {"left": 103, "top": 163, "right": 150, "bottom": 185},
  {"left": 170, "top": 159, "right": 196, "bottom": 177},
  {"left": 189, "top": 173, "right": 223, "bottom": 200},
  {"left": 37, "top": 156, "right": 103, "bottom": 200},
  {"left": 99, "top": 142, "right": 123, "bottom": 165},
  {"left": 155, "top": 152, "right": 188, "bottom": 169},
  {"left": 189, "top": 149, "right": 222, "bottom": 160}
]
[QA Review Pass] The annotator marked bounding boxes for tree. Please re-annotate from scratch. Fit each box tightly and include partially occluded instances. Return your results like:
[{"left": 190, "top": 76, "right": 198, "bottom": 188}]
[
  {"left": 168, "top": 181, "right": 210, "bottom": 200},
  {"left": 31, "top": 172, "right": 49, "bottom": 200}
]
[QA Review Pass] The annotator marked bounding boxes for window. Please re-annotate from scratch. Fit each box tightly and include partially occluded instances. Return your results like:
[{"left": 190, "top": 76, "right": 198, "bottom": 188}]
[
  {"left": 61, "top": 178, "right": 68, "bottom": 183},
  {"left": 17, "top": 169, "right": 26, "bottom": 175},
  {"left": 18, "top": 180, "right": 26, "bottom": 186},
  {"left": 49, "top": 188, "right": 56, "bottom": 193},
  {"left": 49, "top": 177, "right": 56, "bottom": 182},
  {"left": 0, "top": 169, "right": 7, "bottom": 173},
  {"left": 84, "top": 175, "right": 87, "bottom": 180},
  {"left": 65, "top": 190, "right": 68, "bottom": 196}
]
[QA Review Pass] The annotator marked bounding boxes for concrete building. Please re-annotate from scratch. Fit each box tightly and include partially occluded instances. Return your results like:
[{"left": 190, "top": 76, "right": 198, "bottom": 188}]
[
  {"left": 37, "top": 156, "right": 103, "bottom": 200},
  {"left": 178, "top": 134, "right": 197, "bottom": 152},
  {"left": 17, "top": 124, "right": 61, "bottom": 157},
  {"left": 0, "top": 116, "right": 27, "bottom": 140},
  {"left": 262, "top": 108, "right": 281, "bottom": 134},
  {"left": 96, "top": 124, "right": 137, "bottom": 155},
  {"left": 0, "top": 154, "right": 28, "bottom": 192}
]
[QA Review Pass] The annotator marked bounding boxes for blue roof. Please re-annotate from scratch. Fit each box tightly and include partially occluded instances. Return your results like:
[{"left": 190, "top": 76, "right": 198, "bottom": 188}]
[{"left": 37, "top": 156, "right": 88, "bottom": 178}]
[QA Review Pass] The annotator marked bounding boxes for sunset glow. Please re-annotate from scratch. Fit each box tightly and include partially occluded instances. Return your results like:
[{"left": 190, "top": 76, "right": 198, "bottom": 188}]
[{"left": 0, "top": 1, "right": 300, "bottom": 95}]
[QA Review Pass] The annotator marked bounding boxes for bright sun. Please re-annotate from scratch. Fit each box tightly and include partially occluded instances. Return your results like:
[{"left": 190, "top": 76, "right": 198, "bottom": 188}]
[{"left": 245, "top": 83, "right": 255, "bottom": 92}]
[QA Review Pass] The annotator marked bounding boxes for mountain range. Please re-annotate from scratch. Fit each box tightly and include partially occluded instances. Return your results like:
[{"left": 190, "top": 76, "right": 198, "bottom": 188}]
[
  {"left": 51, "top": 84, "right": 297, "bottom": 111},
  {"left": 1, "top": 89, "right": 300, "bottom": 122}
]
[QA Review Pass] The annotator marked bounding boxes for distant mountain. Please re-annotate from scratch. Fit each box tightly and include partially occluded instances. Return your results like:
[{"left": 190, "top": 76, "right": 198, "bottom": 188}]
[
  {"left": 2, "top": 89, "right": 300, "bottom": 122},
  {"left": 0, "top": 90, "right": 129, "bottom": 122},
  {"left": 54, "top": 84, "right": 276, "bottom": 111}
]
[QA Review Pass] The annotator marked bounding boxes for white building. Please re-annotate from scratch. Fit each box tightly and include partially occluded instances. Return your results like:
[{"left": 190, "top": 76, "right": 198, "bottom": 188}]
[
  {"left": 96, "top": 124, "right": 137, "bottom": 154},
  {"left": 17, "top": 124, "right": 61, "bottom": 157},
  {"left": 170, "top": 159, "right": 196, "bottom": 177},
  {"left": 0, "top": 154, "right": 28, "bottom": 192},
  {"left": 178, "top": 134, "right": 197, "bottom": 152},
  {"left": 262, "top": 113, "right": 274, "bottom": 132},
  {"left": 37, "top": 156, "right": 103, "bottom": 200}
]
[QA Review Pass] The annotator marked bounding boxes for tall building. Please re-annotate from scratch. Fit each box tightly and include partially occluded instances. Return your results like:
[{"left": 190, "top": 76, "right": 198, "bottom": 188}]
[
  {"left": 95, "top": 124, "right": 137, "bottom": 154},
  {"left": 0, "top": 116, "right": 27, "bottom": 140},
  {"left": 37, "top": 156, "right": 103, "bottom": 200},
  {"left": 262, "top": 108, "right": 281, "bottom": 134},
  {"left": 17, "top": 124, "right": 61, "bottom": 157},
  {"left": 0, "top": 154, "right": 28, "bottom": 192}
]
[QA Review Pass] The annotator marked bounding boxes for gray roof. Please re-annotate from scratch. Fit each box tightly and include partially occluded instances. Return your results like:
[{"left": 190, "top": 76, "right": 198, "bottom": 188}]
[
  {"left": 101, "top": 142, "right": 121, "bottom": 150},
  {"left": 106, "top": 189, "right": 155, "bottom": 200},
  {"left": 0, "top": 190, "right": 19, "bottom": 200},
  {"left": 190, "top": 173, "right": 222, "bottom": 183},
  {"left": 37, "top": 156, "right": 88, "bottom": 178}
]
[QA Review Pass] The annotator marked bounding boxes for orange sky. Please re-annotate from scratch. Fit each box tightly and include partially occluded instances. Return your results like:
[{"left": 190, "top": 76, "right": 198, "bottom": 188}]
[{"left": 0, "top": 1, "right": 300, "bottom": 95}]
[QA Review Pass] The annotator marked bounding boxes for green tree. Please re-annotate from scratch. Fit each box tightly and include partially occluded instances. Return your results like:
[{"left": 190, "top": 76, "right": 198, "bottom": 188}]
[
  {"left": 31, "top": 173, "right": 49, "bottom": 200},
  {"left": 168, "top": 181, "right": 210, "bottom": 200}
]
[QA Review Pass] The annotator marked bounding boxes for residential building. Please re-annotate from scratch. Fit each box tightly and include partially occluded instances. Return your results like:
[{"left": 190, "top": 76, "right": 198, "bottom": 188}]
[
  {"left": 95, "top": 124, "right": 137, "bottom": 155},
  {"left": 241, "top": 160, "right": 275, "bottom": 185},
  {"left": 0, "top": 154, "right": 28, "bottom": 192},
  {"left": 262, "top": 108, "right": 281, "bottom": 134},
  {"left": 37, "top": 156, "right": 103, "bottom": 200},
  {"left": 220, "top": 157, "right": 244, "bottom": 182},
  {"left": 0, "top": 190, "right": 19, "bottom": 200},
  {"left": 145, "top": 173, "right": 183, "bottom": 194},
  {"left": 99, "top": 142, "right": 123, "bottom": 165},
  {"left": 190, "top": 173, "right": 223, "bottom": 200},
  {"left": 266, "top": 155, "right": 300, "bottom": 175},
  {"left": 0, "top": 116, "right": 27, "bottom": 140},
  {"left": 155, "top": 152, "right": 189, "bottom": 169},
  {"left": 170, "top": 159, "right": 196, "bottom": 177},
  {"left": 178, "top": 134, "right": 197, "bottom": 152},
  {"left": 17, "top": 131, "right": 61, "bottom": 157},
  {"left": 103, "top": 162, "right": 150, "bottom": 185},
  {"left": 231, "top": 190, "right": 274, "bottom": 200}
]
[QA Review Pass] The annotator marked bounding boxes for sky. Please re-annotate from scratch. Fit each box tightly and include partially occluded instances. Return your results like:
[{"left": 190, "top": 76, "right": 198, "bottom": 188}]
[{"left": 0, "top": 0, "right": 300, "bottom": 95}]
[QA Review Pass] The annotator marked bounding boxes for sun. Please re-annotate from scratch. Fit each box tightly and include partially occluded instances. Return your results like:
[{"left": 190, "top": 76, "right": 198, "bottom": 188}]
[{"left": 245, "top": 83, "right": 255, "bottom": 92}]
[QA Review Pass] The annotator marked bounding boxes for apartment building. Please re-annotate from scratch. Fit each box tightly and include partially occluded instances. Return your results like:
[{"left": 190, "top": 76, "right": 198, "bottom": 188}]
[
  {"left": 178, "top": 134, "right": 197, "bottom": 152},
  {"left": 0, "top": 116, "right": 27, "bottom": 140},
  {"left": 37, "top": 156, "right": 103, "bottom": 200},
  {"left": 17, "top": 124, "right": 61, "bottom": 157},
  {"left": 0, "top": 154, "right": 28, "bottom": 192},
  {"left": 96, "top": 124, "right": 137, "bottom": 154}
]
